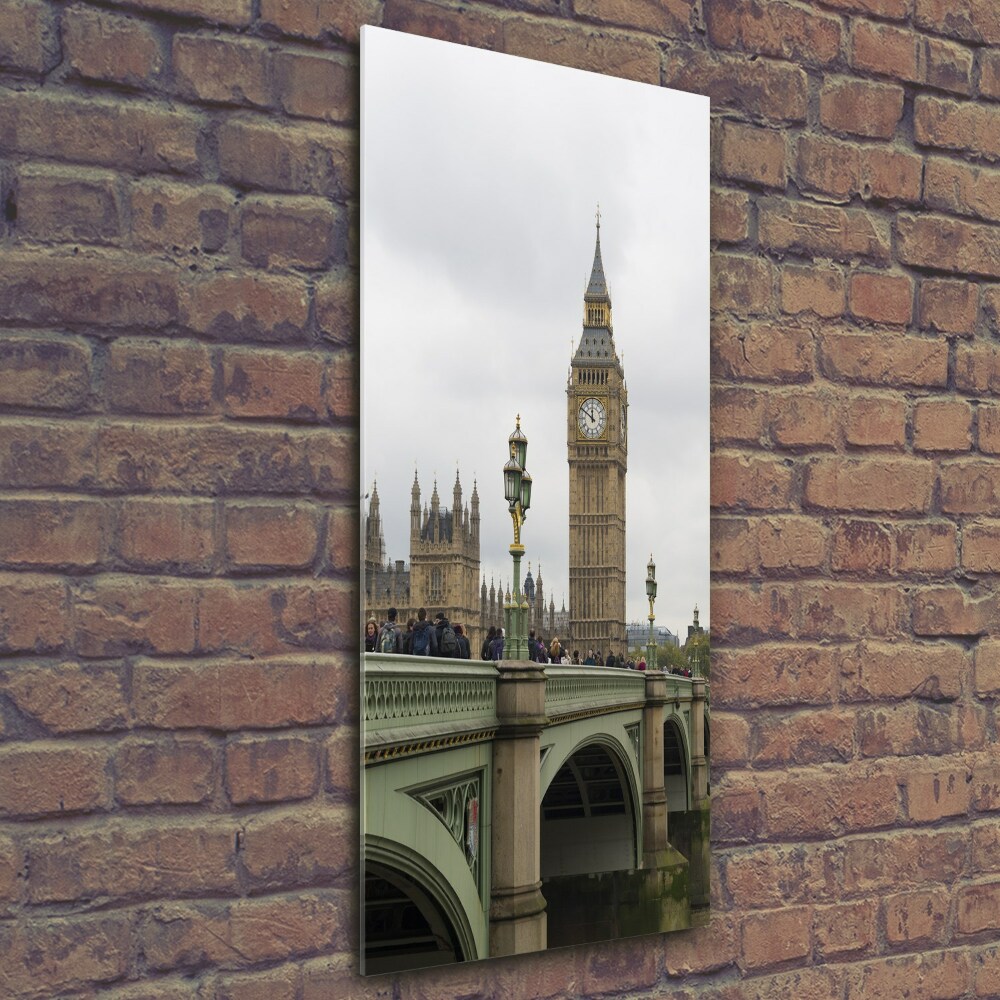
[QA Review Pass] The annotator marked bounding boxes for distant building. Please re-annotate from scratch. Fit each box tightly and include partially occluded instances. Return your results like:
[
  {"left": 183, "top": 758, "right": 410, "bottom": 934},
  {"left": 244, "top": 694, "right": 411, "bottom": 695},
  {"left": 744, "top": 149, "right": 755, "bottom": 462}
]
[{"left": 626, "top": 621, "right": 679, "bottom": 651}]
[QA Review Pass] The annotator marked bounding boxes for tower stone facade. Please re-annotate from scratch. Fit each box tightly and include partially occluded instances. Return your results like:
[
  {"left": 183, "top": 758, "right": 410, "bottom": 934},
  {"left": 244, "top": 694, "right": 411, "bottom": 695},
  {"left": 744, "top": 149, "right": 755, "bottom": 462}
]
[{"left": 567, "top": 216, "right": 628, "bottom": 656}]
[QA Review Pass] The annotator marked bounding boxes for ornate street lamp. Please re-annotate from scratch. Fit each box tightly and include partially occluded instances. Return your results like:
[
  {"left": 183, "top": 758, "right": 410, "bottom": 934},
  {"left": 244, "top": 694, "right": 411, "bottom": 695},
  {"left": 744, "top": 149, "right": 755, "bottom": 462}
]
[
  {"left": 503, "top": 415, "right": 531, "bottom": 660},
  {"left": 646, "top": 554, "right": 658, "bottom": 671}
]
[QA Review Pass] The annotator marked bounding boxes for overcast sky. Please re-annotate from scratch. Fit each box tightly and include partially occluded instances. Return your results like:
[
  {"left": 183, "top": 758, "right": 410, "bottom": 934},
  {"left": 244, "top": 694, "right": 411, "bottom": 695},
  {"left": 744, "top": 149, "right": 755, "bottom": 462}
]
[{"left": 361, "top": 27, "right": 709, "bottom": 637}]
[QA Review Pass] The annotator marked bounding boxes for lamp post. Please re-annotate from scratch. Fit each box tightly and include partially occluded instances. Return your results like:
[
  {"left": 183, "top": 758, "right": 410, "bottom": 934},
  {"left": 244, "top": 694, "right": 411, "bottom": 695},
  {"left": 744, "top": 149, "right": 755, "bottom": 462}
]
[
  {"left": 503, "top": 415, "right": 532, "bottom": 660},
  {"left": 646, "top": 554, "right": 657, "bottom": 671}
]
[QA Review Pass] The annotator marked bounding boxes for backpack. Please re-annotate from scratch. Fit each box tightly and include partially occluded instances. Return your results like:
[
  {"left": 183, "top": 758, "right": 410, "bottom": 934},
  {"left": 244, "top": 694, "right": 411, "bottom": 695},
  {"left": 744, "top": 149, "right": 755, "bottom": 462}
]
[
  {"left": 439, "top": 624, "right": 458, "bottom": 657},
  {"left": 411, "top": 623, "right": 430, "bottom": 655},
  {"left": 378, "top": 624, "right": 397, "bottom": 654}
]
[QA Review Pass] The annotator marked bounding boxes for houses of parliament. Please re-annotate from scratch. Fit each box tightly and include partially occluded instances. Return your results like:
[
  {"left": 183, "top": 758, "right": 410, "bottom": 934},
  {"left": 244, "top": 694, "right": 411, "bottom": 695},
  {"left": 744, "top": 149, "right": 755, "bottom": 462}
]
[{"left": 364, "top": 216, "right": 627, "bottom": 655}]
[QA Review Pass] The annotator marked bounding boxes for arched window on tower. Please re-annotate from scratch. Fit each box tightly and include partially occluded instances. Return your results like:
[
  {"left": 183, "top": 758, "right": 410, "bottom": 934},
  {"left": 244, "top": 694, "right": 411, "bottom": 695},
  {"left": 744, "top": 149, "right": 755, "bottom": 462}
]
[{"left": 430, "top": 567, "right": 443, "bottom": 602}]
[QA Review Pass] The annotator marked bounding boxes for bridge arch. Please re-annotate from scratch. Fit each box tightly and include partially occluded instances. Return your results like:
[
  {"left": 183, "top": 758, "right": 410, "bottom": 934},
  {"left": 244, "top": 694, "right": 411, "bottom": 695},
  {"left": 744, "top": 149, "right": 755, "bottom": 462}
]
[
  {"left": 663, "top": 714, "right": 691, "bottom": 814},
  {"left": 539, "top": 734, "right": 641, "bottom": 876}
]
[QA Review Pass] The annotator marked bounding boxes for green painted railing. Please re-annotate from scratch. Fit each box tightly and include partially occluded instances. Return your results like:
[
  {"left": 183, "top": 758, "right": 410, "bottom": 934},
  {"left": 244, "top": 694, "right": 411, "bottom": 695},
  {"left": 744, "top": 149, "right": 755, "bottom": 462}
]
[{"left": 544, "top": 665, "right": 647, "bottom": 719}]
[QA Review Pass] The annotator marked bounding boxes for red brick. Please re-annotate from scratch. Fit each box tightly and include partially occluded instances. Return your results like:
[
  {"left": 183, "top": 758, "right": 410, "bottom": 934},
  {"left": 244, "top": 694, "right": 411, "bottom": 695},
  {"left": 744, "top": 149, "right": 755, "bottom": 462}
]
[
  {"left": 814, "top": 900, "right": 877, "bottom": 958},
  {"left": 662, "top": 47, "right": 808, "bottom": 122},
  {"left": 712, "top": 517, "right": 756, "bottom": 574},
  {"left": 326, "top": 504, "right": 358, "bottom": 575},
  {"left": 710, "top": 711, "right": 751, "bottom": 767},
  {"left": 0, "top": 334, "right": 91, "bottom": 410},
  {"left": 849, "top": 271, "right": 914, "bottom": 326},
  {"left": 916, "top": 0, "right": 1000, "bottom": 44},
  {"left": 712, "top": 254, "right": 774, "bottom": 316},
  {"left": 324, "top": 351, "right": 356, "bottom": 422},
  {"left": 27, "top": 820, "right": 236, "bottom": 902},
  {"left": 0, "top": 498, "right": 104, "bottom": 568},
  {"left": 885, "top": 888, "right": 951, "bottom": 946},
  {"left": 503, "top": 17, "right": 660, "bottom": 85},
  {"left": 143, "top": 893, "right": 341, "bottom": 973},
  {"left": 941, "top": 462, "right": 1000, "bottom": 514},
  {"left": 845, "top": 828, "right": 968, "bottom": 894},
  {"left": 1, "top": 251, "right": 179, "bottom": 329},
  {"left": 707, "top": 0, "right": 841, "bottom": 65},
  {"left": 767, "top": 768, "right": 900, "bottom": 837},
  {"left": 173, "top": 33, "right": 271, "bottom": 107},
  {"left": 324, "top": 725, "right": 357, "bottom": 797},
  {"left": 0, "top": 661, "right": 126, "bottom": 733},
  {"left": 118, "top": 498, "right": 214, "bottom": 572},
  {"left": 108, "top": 339, "right": 213, "bottom": 415},
  {"left": 0, "top": 915, "right": 130, "bottom": 996},
  {"left": 16, "top": 167, "right": 122, "bottom": 243},
  {"left": 753, "top": 709, "right": 854, "bottom": 766},
  {"left": 859, "top": 702, "right": 956, "bottom": 758},
  {"left": 843, "top": 396, "right": 906, "bottom": 448},
  {"left": 981, "top": 405, "right": 1000, "bottom": 454},
  {"left": 982, "top": 50, "right": 1000, "bottom": 100},
  {"left": 850, "top": 19, "right": 918, "bottom": 81},
  {"left": 985, "top": 287, "right": 1000, "bottom": 337},
  {"left": 798, "top": 582, "right": 905, "bottom": 640},
  {"left": 916, "top": 96, "right": 1000, "bottom": 162},
  {"left": 919, "top": 277, "right": 979, "bottom": 334},
  {"left": 925, "top": 157, "right": 1000, "bottom": 225},
  {"left": 211, "top": 965, "right": 301, "bottom": 1000},
  {"left": 712, "top": 645, "right": 837, "bottom": 708},
  {"left": 975, "top": 640, "right": 1000, "bottom": 696},
  {"left": 133, "top": 655, "right": 342, "bottom": 729},
  {"left": 712, "top": 386, "right": 769, "bottom": 444},
  {"left": 779, "top": 264, "right": 844, "bottom": 318},
  {"left": 839, "top": 639, "right": 965, "bottom": 702},
  {"left": 819, "top": 0, "right": 907, "bottom": 17},
  {"left": 723, "top": 842, "right": 842, "bottom": 908},
  {"left": 315, "top": 267, "right": 356, "bottom": 347},
  {"left": 217, "top": 118, "right": 355, "bottom": 200},
  {"left": 717, "top": 121, "right": 786, "bottom": 190},
  {"left": 958, "top": 882, "right": 1000, "bottom": 935},
  {"left": 106, "top": 0, "right": 251, "bottom": 25},
  {"left": 804, "top": 457, "right": 934, "bottom": 514},
  {"left": 382, "top": 0, "right": 503, "bottom": 47},
  {"left": 831, "top": 519, "right": 891, "bottom": 574},
  {"left": 712, "top": 584, "right": 797, "bottom": 643},
  {"left": 225, "top": 503, "right": 321, "bottom": 570},
  {"left": 759, "top": 199, "right": 891, "bottom": 262},
  {"left": 0, "top": 744, "right": 110, "bottom": 818},
  {"left": 962, "top": 522, "right": 1000, "bottom": 572},
  {"left": 974, "top": 821, "right": 1000, "bottom": 874},
  {"left": 711, "top": 453, "right": 795, "bottom": 510},
  {"left": 896, "top": 522, "right": 958, "bottom": 574},
  {"left": 241, "top": 806, "right": 351, "bottom": 889},
  {"left": 914, "top": 399, "right": 972, "bottom": 452},
  {"left": 115, "top": 739, "right": 215, "bottom": 806},
  {"left": 74, "top": 577, "right": 197, "bottom": 657},
  {"left": 222, "top": 347, "right": 324, "bottom": 421},
  {"left": 0, "top": 572, "right": 69, "bottom": 653},
  {"left": 847, "top": 950, "right": 971, "bottom": 1000},
  {"left": 241, "top": 196, "right": 339, "bottom": 270},
  {"left": 976, "top": 943, "right": 1000, "bottom": 997},
  {"left": 260, "top": 0, "right": 377, "bottom": 43},
  {"left": 712, "top": 784, "right": 764, "bottom": 843},
  {"left": 711, "top": 320, "right": 813, "bottom": 382},
  {"left": 182, "top": 272, "right": 310, "bottom": 342},
  {"left": 0, "top": 0, "right": 59, "bottom": 74},
  {"left": 130, "top": 180, "right": 234, "bottom": 254},
  {"left": 741, "top": 905, "right": 812, "bottom": 969},
  {"left": 820, "top": 78, "right": 905, "bottom": 139},
  {"left": 711, "top": 188, "right": 750, "bottom": 243},
  {"left": 907, "top": 767, "right": 973, "bottom": 822},
  {"left": 956, "top": 344, "right": 1000, "bottom": 397},
  {"left": 860, "top": 145, "right": 923, "bottom": 203},
  {"left": 771, "top": 393, "right": 838, "bottom": 449},
  {"left": 64, "top": 6, "right": 163, "bottom": 88},
  {"left": 757, "top": 515, "right": 827, "bottom": 571},
  {"left": 926, "top": 36, "right": 975, "bottom": 95},
  {"left": 226, "top": 739, "right": 319, "bottom": 805},
  {"left": 796, "top": 134, "right": 860, "bottom": 203},
  {"left": 972, "top": 763, "right": 1000, "bottom": 811},
  {"left": 0, "top": 91, "right": 200, "bottom": 174},
  {"left": 274, "top": 50, "right": 355, "bottom": 123},
  {"left": 913, "top": 585, "right": 996, "bottom": 636},
  {"left": 820, "top": 330, "right": 948, "bottom": 388}
]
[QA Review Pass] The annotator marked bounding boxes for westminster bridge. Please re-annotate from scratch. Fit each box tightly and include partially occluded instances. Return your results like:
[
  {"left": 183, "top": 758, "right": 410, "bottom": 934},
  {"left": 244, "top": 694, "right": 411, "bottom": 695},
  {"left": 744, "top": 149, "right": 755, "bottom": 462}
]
[{"left": 362, "top": 655, "right": 711, "bottom": 973}]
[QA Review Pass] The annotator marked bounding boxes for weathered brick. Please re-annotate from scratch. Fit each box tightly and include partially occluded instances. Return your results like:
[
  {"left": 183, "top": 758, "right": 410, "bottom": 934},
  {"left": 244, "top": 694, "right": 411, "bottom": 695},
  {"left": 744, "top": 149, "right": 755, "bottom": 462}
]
[
  {"left": 860, "top": 145, "right": 923, "bottom": 203},
  {"left": 107, "top": 0, "right": 252, "bottom": 26},
  {"left": 845, "top": 828, "right": 968, "bottom": 894},
  {"left": 885, "top": 888, "right": 951, "bottom": 946},
  {"left": 0, "top": 0, "right": 59, "bottom": 74},
  {"left": 820, "top": 330, "right": 947, "bottom": 388},
  {"left": 64, "top": 5, "right": 164, "bottom": 88},
  {"left": 173, "top": 33, "right": 272, "bottom": 108},
  {"left": 982, "top": 50, "right": 1000, "bottom": 101},
  {"left": 0, "top": 744, "right": 111, "bottom": 818},
  {"left": 274, "top": 50, "right": 355, "bottom": 123},
  {"left": 713, "top": 784, "right": 764, "bottom": 843},
  {"left": 712, "top": 386, "right": 769, "bottom": 444},
  {"left": 972, "top": 763, "right": 1000, "bottom": 811},
  {"left": 962, "top": 522, "right": 1000, "bottom": 573},
  {"left": 912, "top": 585, "right": 996, "bottom": 636},
  {"left": 0, "top": 498, "right": 104, "bottom": 568},
  {"left": 958, "top": 882, "right": 1000, "bottom": 935},
  {"left": 707, "top": 0, "right": 841, "bottom": 66},
  {"left": 771, "top": 393, "right": 838, "bottom": 449},
  {"left": 843, "top": 395, "right": 907, "bottom": 448},
  {"left": 839, "top": 639, "right": 965, "bottom": 702},
  {"left": 0, "top": 91, "right": 200, "bottom": 174},
  {"left": 711, "top": 320, "right": 813, "bottom": 382},
  {"left": 850, "top": 19, "right": 918, "bottom": 81},
  {"left": 926, "top": 36, "right": 975, "bottom": 95},
  {"left": 323, "top": 351, "right": 357, "bottom": 422},
  {"left": 712, "top": 584, "right": 797, "bottom": 643},
  {"left": 226, "top": 737, "right": 320, "bottom": 805},
  {"left": 907, "top": 767, "right": 972, "bottom": 822},
  {"left": 804, "top": 457, "right": 934, "bottom": 514},
  {"left": 847, "top": 950, "right": 971, "bottom": 1000},
  {"left": 712, "top": 645, "right": 837, "bottom": 708},
  {"left": 662, "top": 48, "right": 808, "bottom": 122},
  {"left": 225, "top": 503, "right": 321, "bottom": 570},
  {"left": 741, "top": 906, "right": 811, "bottom": 970},
  {"left": 130, "top": 179, "right": 234, "bottom": 254},
  {"left": 919, "top": 277, "right": 979, "bottom": 334},
  {"left": 241, "top": 196, "right": 339, "bottom": 270},
  {"left": 723, "top": 843, "right": 842, "bottom": 908},
  {"left": 849, "top": 271, "right": 914, "bottom": 326},
  {"left": 798, "top": 582, "right": 905, "bottom": 640},
  {"left": 753, "top": 709, "right": 853, "bottom": 766},
  {"left": 382, "top": 0, "right": 503, "bottom": 48},
  {"left": 182, "top": 272, "right": 310, "bottom": 342},
  {"left": 940, "top": 462, "right": 1000, "bottom": 513},
  {"left": 925, "top": 157, "right": 1000, "bottom": 225},
  {"left": 115, "top": 739, "right": 215, "bottom": 805},
  {"left": 108, "top": 339, "right": 214, "bottom": 415},
  {"left": 211, "top": 965, "right": 301, "bottom": 1000},
  {"left": 818, "top": 0, "right": 907, "bottom": 17},
  {"left": 711, "top": 453, "right": 795, "bottom": 510},
  {"left": 914, "top": 399, "right": 972, "bottom": 452},
  {"left": 324, "top": 725, "right": 357, "bottom": 797},
  {"left": 757, "top": 515, "right": 827, "bottom": 571},
  {"left": 780, "top": 264, "right": 845, "bottom": 318},
  {"left": 916, "top": 0, "right": 1000, "bottom": 45},
  {"left": 983, "top": 287, "right": 1000, "bottom": 337},
  {"left": 0, "top": 661, "right": 126, "bottom": 733},
  {"left": 717, "top": 121, "right": 786, "bottom": 189},
  {"left": 820, "top": 78, "right": 905, "bottom": 139},
  {"left": 759, "top": 199, "right": 890, "bottom": 262},
  {"left": 796, "top": 134, "right": 860, "bottom": 203},
  {"left": 0, "top": 334, "right": 92, "bottom": 410},
  {"left": 260, "top": 0, "right": 377, "bottom": 43},
  {"left": 16, "top": 167, "right": 122, "bottom": 243},
  {"left": 326, "top": 504, "right": 357, "bottom": 576},
  {"left": 217, "top": 118, "right": 356, "bottom": 200},
  {"left": 711, "top": 188, "right": 750, "bottom": 244},
  {"left": 981, "top": 405, "right": 1000, "bottom": 454},
  {"left": 712, "top": 255, "right": 774, "bottom": 316},
  {"left": 916, "top": 95, "right": 1000, "bottom": 162},
  {"left": 241, "top": 806, "right": 351, "bottom": 889},
  {"left": 315, "top": 267, "right": 356, "bottom": 347},
  {"left": 132, "top": 656, "right": 342, "bottom": 729},
  {"left": 975, "top": 943, "right": 1000, "bottom": 997},
  {"left": 0, "top": 572, "right": 69, "bottom": 653},
  {"left": 118, "top": 498, "right": 214, "bottom": 572},
  {"left": 831, "top": 519, "right": 892, "bottom": 574},
  {"left": 896, "top": 521, "right": 959, "bottom": 574},
  {"left": 814, "top": 900, "right": 877, "bottom": 958},
  {"left": 221, "top": 347, "right": 323, "bottom": 421},
  {"left": 27, "top": 820, "right": 236, "bottom": 902},
  {"left": 976, "top": 640, "right": 1000, "bottom": 696}
]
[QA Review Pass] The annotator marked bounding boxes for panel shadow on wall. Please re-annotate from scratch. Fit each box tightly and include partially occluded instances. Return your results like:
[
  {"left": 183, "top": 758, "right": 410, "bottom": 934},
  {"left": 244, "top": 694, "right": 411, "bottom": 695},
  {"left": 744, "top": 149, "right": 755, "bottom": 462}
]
[{"left": 359, "top": 24, "right": 710, "bottom": 974}]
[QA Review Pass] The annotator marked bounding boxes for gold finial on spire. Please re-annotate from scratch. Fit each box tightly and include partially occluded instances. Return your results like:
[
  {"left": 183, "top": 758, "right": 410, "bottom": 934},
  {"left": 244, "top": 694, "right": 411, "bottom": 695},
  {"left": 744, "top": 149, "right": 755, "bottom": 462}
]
[{"left": 596, "top": 202, "right": 601, "bottom": 230}]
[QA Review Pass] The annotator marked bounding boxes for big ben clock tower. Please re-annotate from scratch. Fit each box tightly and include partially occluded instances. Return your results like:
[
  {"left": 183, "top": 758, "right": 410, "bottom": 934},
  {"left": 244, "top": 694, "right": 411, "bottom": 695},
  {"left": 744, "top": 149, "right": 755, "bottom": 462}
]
[{"left": 568, "top": 211, "right": 627, "bottom": 656}]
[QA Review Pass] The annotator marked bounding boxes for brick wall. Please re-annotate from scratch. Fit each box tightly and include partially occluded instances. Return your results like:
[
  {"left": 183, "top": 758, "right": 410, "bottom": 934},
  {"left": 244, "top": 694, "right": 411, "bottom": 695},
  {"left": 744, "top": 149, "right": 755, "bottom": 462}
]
[{"left": 0, "top": 0, "right": 997, "bottom": 997}]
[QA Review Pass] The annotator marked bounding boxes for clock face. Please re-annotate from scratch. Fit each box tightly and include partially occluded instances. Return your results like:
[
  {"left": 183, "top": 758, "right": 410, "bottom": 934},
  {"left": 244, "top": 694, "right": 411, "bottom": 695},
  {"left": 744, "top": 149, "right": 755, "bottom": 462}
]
[{"left": 578, "top": 397, "right": 607, "bottom": 439}]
